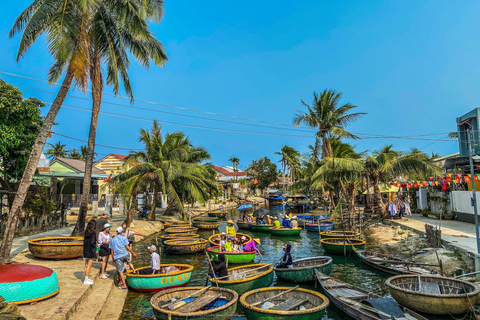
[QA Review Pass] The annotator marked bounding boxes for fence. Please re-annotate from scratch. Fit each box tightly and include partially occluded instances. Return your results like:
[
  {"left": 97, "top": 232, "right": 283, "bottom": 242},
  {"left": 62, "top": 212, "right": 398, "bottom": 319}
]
[
  {"left": 425, "top": 224, "right": 442, "bottom": 248},
  {"left": 1, "top": 209, "right": 68, "bottom": 236}
]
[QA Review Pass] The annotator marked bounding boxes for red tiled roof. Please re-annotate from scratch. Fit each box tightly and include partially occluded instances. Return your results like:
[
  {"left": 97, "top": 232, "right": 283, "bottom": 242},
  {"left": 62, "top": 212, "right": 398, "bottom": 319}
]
[
  {"left": 94, "top": 153, "right": 128, "bottom": 164},
  {"left": 214, "top": 166, "right": 246, "bottom": 177}
]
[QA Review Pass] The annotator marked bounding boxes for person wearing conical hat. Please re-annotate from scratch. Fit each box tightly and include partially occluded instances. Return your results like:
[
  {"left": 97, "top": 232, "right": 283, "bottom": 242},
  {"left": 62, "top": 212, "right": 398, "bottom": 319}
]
[{"left": 226, "top": 220, "right": 236, "bottom": 240}]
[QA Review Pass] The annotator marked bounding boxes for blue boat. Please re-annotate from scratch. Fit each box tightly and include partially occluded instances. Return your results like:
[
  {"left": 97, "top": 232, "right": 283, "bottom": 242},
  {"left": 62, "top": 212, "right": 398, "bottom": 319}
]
[
  {"left": 295, "top": 213, "right": 328, "bottom": 220},
  {"left": 264, "top": 189, "right": 283, "bottom": 204},
  {"left": 305, "top": 221, "right": 334, "bottom": 232}
]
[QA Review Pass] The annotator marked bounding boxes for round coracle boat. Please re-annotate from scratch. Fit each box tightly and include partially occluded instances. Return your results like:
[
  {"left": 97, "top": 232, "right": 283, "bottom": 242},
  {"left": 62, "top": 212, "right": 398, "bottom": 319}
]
[
  {"left": 193, "top": 217, "right": 220, "bottom": 222},
  {"left": 160, "top": 233, "right": 199, "bottom": 244},
  {"left": 251, "top": 224, "right": 273, "bottom": 232},
  {"left": 164, "top": 222, "right": 191, "bottom": 229},
  {"left": 320, "top": 238, "right": 365, "bottom": 255},
  {"left": 207, "top": 246, "right": 256, "bottom": 264},
  {"left": 208, "top": 233, "right": 252, "bottom": 247},
  {"left": 305, "top": 221, "right": 334, "bottom": 232},
  {"left": 150, "top": 286, "right": 238, "bottom": 320},
  {"left": 269, "top": 227, "right": 302, "bottom": 236},
  {"left": 192, "top": 221, "right": 219, "bottom": 230},
  {"left": 207, "top": 211, "right": 227, "bottom": 218},
  {"left": 240, "top": 286, "right": 329, "bottom": 320},
  {"left": 0, "top": 264, "right": 59, "bottom": 304},
  {"left": 126, "top": 264, "right": 193, "bottom": 292},
  {"left": 275, "top": 256, "right": 333, "bottom": 283},
  {"left": 386, "top": 275, "right": 480, "bottom": 315},
  {"left": 164, "top": 239, "right": 208, "bottom": 254},
  {"left": 28, "top": 236, "right": 83, "bottom": 259},
  {"left": 164, "top": 227, "right": 198, "bottom": 234},
  {"left": 236, "top": 221, "right": 254, "bottom": 229},
  {"left": 319, "top": 231, "right": 359, "bottom": 239}
]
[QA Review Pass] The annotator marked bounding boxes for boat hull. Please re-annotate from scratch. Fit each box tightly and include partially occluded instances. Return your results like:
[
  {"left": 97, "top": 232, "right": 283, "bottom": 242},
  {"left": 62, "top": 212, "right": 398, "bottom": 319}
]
[
  {"left": 208, "top": 233, "right": 252, "bottom": 247},
  {"left": 164, "top": 239, "right": 208, "bottom": 254},
  {"left": 160, "top": 234, "right": 199, "bottom": 244},
  {"left": 208, "top": 211, "right": 226, "bottom": 218},
  {"left": 207, "top": 246, "right": 256, "bottom": 264},
  {"left": 319, "top": 231, "right": 359, "bottom": 239},
  {"left": 125, "top": 264, "right": 193, "bottom": 292},
  {"left": 251, "top": 224, "right": 273, "bottom": 232},
  {"left": 269, "top": 227, "right": 301, "bottom": 236},
  {"left": 320, "top": 238, "right": 365, "bottom": 255},
  {"left": 27, "top": 237, "right": 83, "bottom": 260},
  {"left": 212, "top": 264, "right": 274, "bottom": 296},
  {"left": 275, "top": 258, "right": 333, "bottom": 282},
  {"left": 192, "top": 221, "right": 219, "bottom": 230},
  {"left": 164, "top": 227, "right": 198, "bottom": 234},
  {"left": 236, "top": 221, "right": 253, "bottom": 229},
  {"left": 305, "top": 222, "right": 334, "bottom": 232}
]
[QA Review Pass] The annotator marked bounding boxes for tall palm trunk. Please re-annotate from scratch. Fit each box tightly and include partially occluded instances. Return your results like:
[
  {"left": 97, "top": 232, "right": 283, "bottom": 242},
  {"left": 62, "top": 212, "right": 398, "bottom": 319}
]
[
  {"left": 149, "top": 182, "right": 159, "bottom": 221},
  {"left": 126, "top": 191, "right": 137, "bottom": 227},
  {"left": 72, "top": 54, "right": 102, "bottom": 236},
  {"left": 0, "top": 68, "right": 75, "bottom": 261},
  {"left": 320, "top": 133, "right": 333, "bottom": 158},
  {"left": 372, "top": 175, "right": 385, "bottom": 216}
]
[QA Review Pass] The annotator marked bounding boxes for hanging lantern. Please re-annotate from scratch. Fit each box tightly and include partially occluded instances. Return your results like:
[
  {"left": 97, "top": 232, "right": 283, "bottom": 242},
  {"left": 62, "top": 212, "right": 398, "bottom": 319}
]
[
  {"left": 475, "top": 175, "right": 480, "bottom": 182},
  {"left": 465, "top": 176, "right": 471, "bottom": 183}
]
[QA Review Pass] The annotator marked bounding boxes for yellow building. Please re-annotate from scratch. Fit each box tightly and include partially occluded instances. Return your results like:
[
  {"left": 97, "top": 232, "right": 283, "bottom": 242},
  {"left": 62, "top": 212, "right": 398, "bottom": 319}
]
[{"left": 94, "top": 154, "right": 130, "bottom": 192}]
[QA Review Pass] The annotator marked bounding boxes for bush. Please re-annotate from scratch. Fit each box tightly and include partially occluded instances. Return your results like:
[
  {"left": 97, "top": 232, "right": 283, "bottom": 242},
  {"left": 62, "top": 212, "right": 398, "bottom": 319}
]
[{"left": 24, "top": 188, "right": 56, "bottom": 216}]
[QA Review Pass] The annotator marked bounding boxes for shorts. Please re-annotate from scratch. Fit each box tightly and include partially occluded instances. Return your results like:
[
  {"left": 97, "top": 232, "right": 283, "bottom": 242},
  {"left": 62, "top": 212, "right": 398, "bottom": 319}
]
[
  {"left": 99, "top": 246, "right": 111, "bottom": 257},
  {"left": 114, "top": 255, "right": 131, "bottom": 273}
]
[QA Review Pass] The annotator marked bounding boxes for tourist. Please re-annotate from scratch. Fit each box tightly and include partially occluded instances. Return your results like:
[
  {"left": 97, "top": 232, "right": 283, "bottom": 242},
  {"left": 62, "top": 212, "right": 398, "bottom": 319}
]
[
  {"left": 276, "top": 244, "right": 292, "bottom": 268},
  {"left": 122, "top": 221, "right": 146, "bottom": 246},
  {"left": 266, "top": 215, "right": 273, "bottom": 225},
  {"left": 83, "top": 220, "right": 97, "bottom": 285},
  {"left": 224, "top": 238, "right": 232, "bottom": 252},
  {"left": 246, "top": 214, "right": 254, "bottom": 223},
  {"left": 226, "top": 220, "right": 236, "bottom": 240},
  {"left": 110, "top": 227, "right": 138, "bottom": 289},
  {"left": 219, "top": 234, "right": 227, "bottom": 251},
  {"left": 282, "top": 216, "right": 292, "bottom": 229},
  {"left": 210, "top": 253, "right": 228, "bottom": 279},
  {"left": 139, "top": 245, "right": 161, "bottom": 275},
  {"left": 96, "top": 211, "right": 110, "bottom": 235},
  {"left": 97, "top": 223, "right": 112, "bottom": 279},
  {"left": 290, "top": 216, "right": 298, "bottom": 228},
  {"left": 273, "top": 216, "right": 280, "bottom": 229},
  {"left": 242, "top": 238, "right": 259, "bottom": 253}
]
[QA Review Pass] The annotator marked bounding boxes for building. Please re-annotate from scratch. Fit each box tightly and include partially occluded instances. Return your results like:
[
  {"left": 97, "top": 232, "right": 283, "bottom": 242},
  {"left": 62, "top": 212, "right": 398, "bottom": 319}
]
[{"left": 214, "top": 166, "right": 247, "bottom": 182}]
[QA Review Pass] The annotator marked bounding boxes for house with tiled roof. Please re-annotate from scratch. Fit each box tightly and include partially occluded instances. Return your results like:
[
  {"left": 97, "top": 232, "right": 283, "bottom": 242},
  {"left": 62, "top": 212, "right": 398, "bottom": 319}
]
[
  {"left": 214, "top": 166, "right": 248, "bottom": 182},
  {"left": 94, "top": 153, "right": 129, "bottom": 175}
]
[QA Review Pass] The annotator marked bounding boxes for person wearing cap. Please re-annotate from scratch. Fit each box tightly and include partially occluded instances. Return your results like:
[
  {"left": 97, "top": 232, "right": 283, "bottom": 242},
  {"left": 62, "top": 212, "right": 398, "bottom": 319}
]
[
  {"left": 121, "top": 221, "right": 146, "bottom": 246},
  {"left": 226, "top": 220, "right": 236, "bottom": 240},
  {"left": 282, "top": 216, "right": 292, "bottom": 229},
  {"left": 97, "top": 223, "right": 112, "bottom": 279},
  {"left": 139, "top": 245, "right": 161, "bottom": 275},
  {"left": 272, "top": 216, "right": 281, "bottom": 229},
  {"left": 290, "top": 216, "right": 298, "bottom": 229},
  {"left": 109, "top": 227, "right": 138, "bottom": 289},
  {"left": 96, "top": 211, "right": 110, "bottom": 235}
]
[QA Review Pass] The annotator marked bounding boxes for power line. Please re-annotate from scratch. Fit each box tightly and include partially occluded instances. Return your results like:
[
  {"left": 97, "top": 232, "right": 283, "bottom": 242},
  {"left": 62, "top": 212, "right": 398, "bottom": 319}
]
[{"left": 51, "top": 132, "right": 142, "bottom": 151}]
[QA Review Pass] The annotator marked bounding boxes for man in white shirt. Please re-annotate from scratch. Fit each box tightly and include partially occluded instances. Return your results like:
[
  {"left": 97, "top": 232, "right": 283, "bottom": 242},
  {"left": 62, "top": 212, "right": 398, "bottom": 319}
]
[{"left": 139, "top": 245, "right": 161, "bottom": 274}]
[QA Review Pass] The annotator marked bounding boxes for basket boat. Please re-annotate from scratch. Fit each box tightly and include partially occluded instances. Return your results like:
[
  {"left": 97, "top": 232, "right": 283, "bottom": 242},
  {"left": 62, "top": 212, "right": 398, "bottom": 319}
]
[
  {"left": 315, "top": 270, "right": 428, "bottom": 320},
  {"left": 294, "top": 213, "right": 327, "bottom": 220},
  {"left": 251, "top": 224, "right": 273, "bottom": 232},
  {"left": 164, "top": 221, "right": 191, "bottom": 228},
  {"left": 320, "top": 238, "right": 365, "bottom": 255},
  {"left": 0, "top": 264, "right": 59, "bottom": 304},
  {"left": 150, "top": 286, "right": 238, "bottom": 320},
  {"left": 269, "top": 227, "right": 302, "bottom": 236},
  {"left": 240, "top": 286, "right": 329, "bottom": 320},
  {"left": 27, "top": 236, "right": 83, "bottom": 259},
  {"left": 193, "top": 217, "right": 220, "bottom": 222},
  {"left": 207, "top": 246, "right": 256, "bottom": 264},
  {"left": 209, "top": 263, "right": 274, "bottom": 295},
  {"left": 353, "top": 248, "right": 439, "bottom": 275},
  {"left": 125, "top": 264, "right": 194, "bottom": 292},
  {"left": 207, "top": 211, "right": 227, "bottom": 218},
  {"left": 164, "top": 227, "right": 198, "bottom": 234},
  {"left": 236, "top": 221, "right": 254, "bottom": 230},
  {"left": 164, "top": 239, "right": 208, "bottom": 254},
  {"left": 192, "top": 221, "right": 219, "bottom": 230},
  {"left": 160, "top": 234, "right": 199, "bottom": 244},
  {"left": 275, "top": 256, "right": 332, "bottom": 282},
  {"left": 386, "top": 275, "right": 480, "bottom": 315},
  {"left": 305, "top": 222, "right": 334, "bottom": 232},
  {"left": 208, "top": 233, "right": 252, "bottom": 247},
  {"left": 320, "top": 231, "right": 360, "bottom": 239}
]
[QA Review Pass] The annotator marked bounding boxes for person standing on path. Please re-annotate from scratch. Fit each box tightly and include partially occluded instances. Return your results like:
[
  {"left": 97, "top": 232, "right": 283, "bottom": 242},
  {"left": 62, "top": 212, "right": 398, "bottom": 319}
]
[
  {"left": 139, "top": 245, "right": 161, "bottom": 274},
  {"left": 110, "top": 227, "right": 138, "bottom": 289},
  {"left": 96, "top": 211, "right": 110, "bottom": 235},
  {"left": 97, "top": 223, "right": 112, "bottom": 279},
  {"left": 83, "top": 220, "right": 97, "bottom": 285}
]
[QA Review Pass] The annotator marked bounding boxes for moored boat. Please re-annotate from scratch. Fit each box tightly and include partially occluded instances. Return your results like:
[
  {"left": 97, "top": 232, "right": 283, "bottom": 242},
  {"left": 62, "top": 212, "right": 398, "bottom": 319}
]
[
  {"left": 209, "top": 263, "right": 274, "bottom": 295},
  {"left": 126, "top": 264, "right": 194, "bottom": 292},
  {"left": 207, "top": 246, "right": 256, "bottom": 264},
  {"left": 150, "top": 286, "right": 238, "bottom": 320},
  {"left": 160, "top": 233, "right": 199, "bottom": 244},
  {"left": 294, "top": 213, "right": 327, "bottom": 220},
  {"left": 251, "top": 224, "right": 273, "bottom": 232},
  {"left": 208, "top": 233, "right": 252, "bottom": 247},
  {"left": 192, "top": 221, "right": 219, "bottom": 230},
  {"left": 27, "top": 236, "right": 83, "bottom": 259},
  {"left": 164, "top": 221, "right": 191, "bottom": 228},
  {"left": 207, "top": 211, "right": 227, "bottom": 218},
  {"left": 240, "top": 286, "right": 329, "bottom": 320},
  {"left": 164, "top": 239, "right": 208, "bottom": 254},
  {"left": 320, "top": 238, "right": 365, "bottom": 255},
  {"left": 164, "top": 227, "right": 198, "bottom": 234},
  {"left": 319, "top": 230, "right": 359, "bottom": 239},
  {"left": 236, "top": 221, "right": 254, "bottom": 230},
  {"left": 305, "top": 221, "right": 334, "bottom": 232},
  {"left": 315, "top": 270, "right": 428, "bottom": 320},
  {"left": 275, "top": 256, "right": 332, "bottom": 282},
  {"left": 386, "top": 274, "right": 480, "bottom": 315},
  {"left": 192, "top": 217, "right": 220, "bottom": 222},
  {"left": 269, "top": 227, "right": 302, "bottom": 236}
]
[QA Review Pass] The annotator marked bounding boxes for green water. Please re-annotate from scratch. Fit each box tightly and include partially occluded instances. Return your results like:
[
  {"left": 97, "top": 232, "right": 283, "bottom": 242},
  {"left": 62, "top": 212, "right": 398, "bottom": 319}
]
[{"left": 120, "top": 205, "right": 466, "bottom": 320}]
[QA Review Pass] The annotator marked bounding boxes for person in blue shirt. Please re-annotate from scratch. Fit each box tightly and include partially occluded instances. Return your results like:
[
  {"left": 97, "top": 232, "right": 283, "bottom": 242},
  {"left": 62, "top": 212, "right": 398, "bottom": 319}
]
[
  {"left": 282, "top": 216, "right": 292, "bottom": 229},
  {"left": 110, "top": 227, "right": 138, "bottom": 289}
]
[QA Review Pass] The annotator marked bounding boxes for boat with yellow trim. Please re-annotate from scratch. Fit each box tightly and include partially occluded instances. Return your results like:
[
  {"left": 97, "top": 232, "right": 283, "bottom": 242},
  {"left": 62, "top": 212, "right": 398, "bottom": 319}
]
[
  {"left": 320, "top": 238, "right": 365, "bottom": 255},
  {"left": 207, "top": 246, "right": 256, "bottom": 264},
  {"left": 208, "top": 233, "right": 252, "bottom": 247},
  {"left": 125, "top": 264, "right": 194, "bottom": 292},
  {"left": 269, "top": 227, "right": 302, "bottom": 236},
  {"left": 209, "top": 263, "right": 273, "bottom": 295}
]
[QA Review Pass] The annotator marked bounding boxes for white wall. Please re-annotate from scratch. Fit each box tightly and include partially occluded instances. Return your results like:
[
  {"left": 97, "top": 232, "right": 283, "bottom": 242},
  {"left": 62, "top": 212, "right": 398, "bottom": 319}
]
[
  {"left": 451, "top": 190, "right": 477, "bottom": 214},
  {"left": 429, "top": 191, "right": 452, "bottom": 215}
]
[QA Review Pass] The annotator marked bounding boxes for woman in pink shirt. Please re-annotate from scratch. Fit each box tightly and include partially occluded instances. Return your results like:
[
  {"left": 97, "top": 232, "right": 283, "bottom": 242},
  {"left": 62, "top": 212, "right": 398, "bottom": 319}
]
[{"left": 242, "top": 237, "right": 259, "bottom": 253}]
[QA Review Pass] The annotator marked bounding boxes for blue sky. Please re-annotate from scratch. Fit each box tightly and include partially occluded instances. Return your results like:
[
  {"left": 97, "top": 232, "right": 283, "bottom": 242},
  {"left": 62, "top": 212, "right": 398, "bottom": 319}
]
[{"left": 1, "top": 0, "right": 479, "bottom": 169}]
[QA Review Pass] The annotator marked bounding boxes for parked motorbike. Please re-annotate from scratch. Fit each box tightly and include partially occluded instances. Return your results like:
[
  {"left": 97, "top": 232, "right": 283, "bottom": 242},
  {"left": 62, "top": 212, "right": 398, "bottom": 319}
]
[{"left": 137, "top": 207, "right": 149, "bottom": 220}]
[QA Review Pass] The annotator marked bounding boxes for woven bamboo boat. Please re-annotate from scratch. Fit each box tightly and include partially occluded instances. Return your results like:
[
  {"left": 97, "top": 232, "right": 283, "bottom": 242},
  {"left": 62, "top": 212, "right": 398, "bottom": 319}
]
[
  {"left": 251, "top": 224, "right": 273, "bottom": 232},
  {"left": 193, "top": 217, "right": 220, "bottom": 222},
  {"left": 27, "top": 236, "right": 83, "bottom": 259},
  {"left": 315, "top": 270, "right": 428, "bottom": 320},
  {"left": 209, "top": 263, "right": 274, "bottom": 295},
  {"left": 354, "top": 248, "right": 438, "bottom": 275},
  {"left": 150, "top": 286, "right": 238, "bottom": 320},
  {"left": 164, "top": 239, "right": 208, "bottom": 254},
  {"left": 207, "top": 246, "right": 256, "bottom": 264},
  {"left": 164, "top": 221, "right": 191, "bottom": 228},
  {"left": 386, "top": 275, "right": 480, "bottom": 315},
  {"left": 240, "top": 286, "right": 329, "bottom": 320},
  {"left": 275, "top": 256, "right": 332, "bottom": 282},
  {"left": 192, "top": 221, "right": 219, "bottom": 230},
  {"left": 294, "top": 213, "right": 327, "bottom": 219},
  {"left": 160, "top": 233, "right": 199, "bottom": 244},
  {"left": 208, "top": 233, "right": 252, "bottom": 247},
  {"left": 164, "top": 227, "right": 198, "bottom": 234},
  {"left": 125, "top": 264, "right": 194, "bottom": 292},
  {"left": 269, "top": 227, "right": 302, "bottom": 236},
  {"left": 236, "top": 221, "right": 254, "bottom": 229},
  {"left": 305, "top": 221, "right": 334, "bottom": 232},
  {"left": 320, "top": 231, "right": 359, "bottom": 239},
  {"left": 207, "top": 211, "right": 227, "bottom": 218},
  {"left": 320, "top": 238, "right": 365, "bottom": 255}
]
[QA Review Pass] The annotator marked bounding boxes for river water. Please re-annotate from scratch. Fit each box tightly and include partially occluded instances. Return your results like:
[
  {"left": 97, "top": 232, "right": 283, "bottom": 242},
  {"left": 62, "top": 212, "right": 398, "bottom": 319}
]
[{"left": 120, "top": 205, "right": 458, "bottom": 320}]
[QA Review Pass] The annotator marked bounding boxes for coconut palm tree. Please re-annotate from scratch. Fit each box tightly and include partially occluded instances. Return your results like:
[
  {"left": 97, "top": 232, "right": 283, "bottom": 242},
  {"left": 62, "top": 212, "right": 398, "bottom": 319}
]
[
  {"left": 45, "top": 142, "right": 69, "bottom": 159},
  {"left": 228, "top": 157, "right": 240, "bottom": 181},
  {"left": 68, "top": 149, "right": 82, "bottom": 160},
  {"left": 274, "top": 145, "right": 301, "bottom": 194},
  {"left": 80, "top": 145, "right": 96, "bottom": 161},
  {"left": 293, "top": 89, "right": 366, "bottom": 159}
]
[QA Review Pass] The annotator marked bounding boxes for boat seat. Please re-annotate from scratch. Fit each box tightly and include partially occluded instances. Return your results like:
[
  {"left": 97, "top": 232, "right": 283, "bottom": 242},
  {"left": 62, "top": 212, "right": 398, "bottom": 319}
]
[
  {"left": 419, "top": 281, "right": 441, "bottom": 294},
  {"left": 175, "top": 294, "right": 221, "bottom": 313},
  {"left": 270, "top": 298, "right": 308, "bottom": 311}
]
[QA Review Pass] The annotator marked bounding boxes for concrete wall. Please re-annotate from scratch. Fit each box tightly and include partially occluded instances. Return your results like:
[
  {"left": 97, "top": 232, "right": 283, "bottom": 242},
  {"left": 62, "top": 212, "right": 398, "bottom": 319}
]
[
  {"left": 429, "top": 191, "right": 452, "bottom": 215},
  {"left": 451, "top": 190, "right": 478, "bottom": 223}
]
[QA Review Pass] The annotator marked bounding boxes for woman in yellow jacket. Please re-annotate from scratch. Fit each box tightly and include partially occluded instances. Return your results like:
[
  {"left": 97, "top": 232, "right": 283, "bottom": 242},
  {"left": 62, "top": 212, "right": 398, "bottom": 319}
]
[{"left": 226, "top": 220, "right": 236, "bottom": 240}]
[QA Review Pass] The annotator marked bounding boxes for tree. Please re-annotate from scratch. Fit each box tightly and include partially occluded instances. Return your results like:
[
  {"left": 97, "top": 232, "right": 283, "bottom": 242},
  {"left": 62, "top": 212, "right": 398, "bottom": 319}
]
[
  {"left": 72, "top": 0, "right": 168, "bottom": 236},
  {"left": 45, "top": 142, "right": 68, "bottom": 159},
  {"left": 0, "top": 80, "right": 45, "bottom": 209},
  {"left": 68, "top": 149, "right": 82, "bottom": 160},
  {"left": 293, "top": 89, "right": 366, "bottom": 158},
  {"left": 228, "top": 157, "right": 240, "bottom": 181},
  {"left": 246, "top": 157, "right": 277, "bottom": 191},
  {"left": 274, "top": 145, "right": 301, "bottom": 194},
  {"left": 1, "top": 0, "right": 91, "bottom": 261},
  {"left": 80, "top": 145, "right": 96, "bottom": 161}
]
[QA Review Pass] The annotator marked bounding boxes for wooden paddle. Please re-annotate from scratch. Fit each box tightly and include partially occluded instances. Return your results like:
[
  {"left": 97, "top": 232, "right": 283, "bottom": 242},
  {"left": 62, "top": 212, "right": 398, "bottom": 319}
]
[
  {"left": 337, "top": 297, "right": 395, "bottom": 319},
  {"left": 215, "top": 265, "right": 270, "bottom": 280},
  {"left": 251, "top": 285, "right": 299, "bottom": 307},
  {"left": 205, "top": 252, "right": 219, "bottom": 288}
]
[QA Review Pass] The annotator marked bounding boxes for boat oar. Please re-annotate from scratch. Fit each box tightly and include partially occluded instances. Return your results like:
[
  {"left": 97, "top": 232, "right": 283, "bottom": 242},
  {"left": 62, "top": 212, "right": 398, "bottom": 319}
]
[
  {"left": 251, "top": 285, "right": 299, "bottom": 307},
  {"left": 205, "top": 252, "right": 219, "bottom": 288},
  {"left": 337, "top": 297, "right": 394, "bottom": 319},
  {"left": 257, "top": 250, "right": 263, "bottom": 263}
]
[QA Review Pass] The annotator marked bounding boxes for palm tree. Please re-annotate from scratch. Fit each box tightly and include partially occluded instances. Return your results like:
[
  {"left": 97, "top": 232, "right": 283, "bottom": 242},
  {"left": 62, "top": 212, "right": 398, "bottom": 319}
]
[
  {"left": 274, "top": 146, "right": 301, "bottom": 194},
  {"left": 228, "top": 157, "right": 240, "bottom": 181},
  {"left": 110, "top": 121, "right": 216, "bottom": 222},
  {"left": 45, "top": 142, "right": 68, "bottom": 159},
  {"left": 68, "top": 149, "right": 82, "bottom": 160},
  {"left": 293, "top": 89, "right": 366, "bottom": 159},
  {"left": 80, "top": 145, "right": 96, "bottom": 161},
  {"left": 73, "top": 0, "right": 168, "bottom": 236}
]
